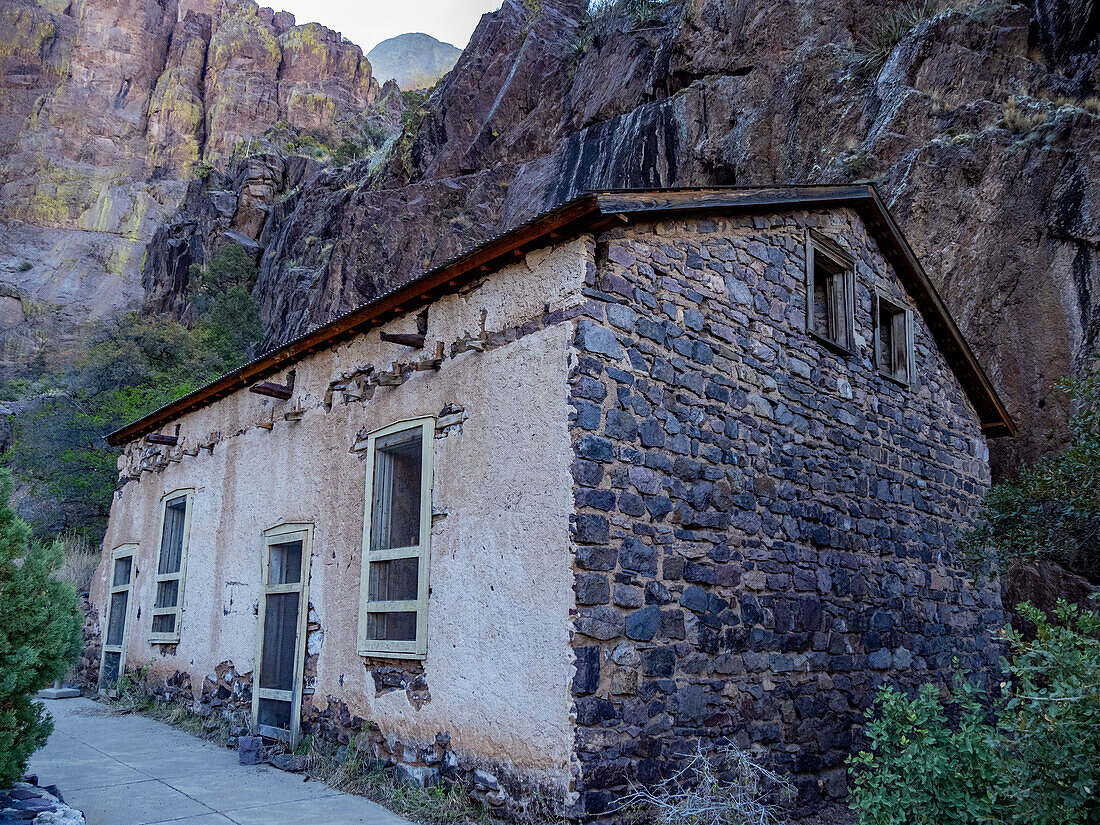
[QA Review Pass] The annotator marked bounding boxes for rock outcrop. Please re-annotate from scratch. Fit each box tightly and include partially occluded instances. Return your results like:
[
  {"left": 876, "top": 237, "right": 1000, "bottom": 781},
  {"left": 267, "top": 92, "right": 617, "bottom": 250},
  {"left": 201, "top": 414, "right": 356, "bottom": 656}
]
[
  {"left": 242, "top": 0, "right": 1099, "bottom": 472},
  {"left": 0, "top": 0, "right": 377, "bottom": 372}
]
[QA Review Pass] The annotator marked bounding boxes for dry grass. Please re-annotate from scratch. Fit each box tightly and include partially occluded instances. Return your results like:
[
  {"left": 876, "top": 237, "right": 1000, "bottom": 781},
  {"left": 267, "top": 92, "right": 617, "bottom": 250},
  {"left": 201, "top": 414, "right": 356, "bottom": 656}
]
[
  {"left": 1001, "top": 97, "right": 1049, "bottom": 133},
  {"left": 617, "top": 745, "right": 794, "bottom": 825},
  {"left": 302, "top": 735, "right": 487, "bottom": 825},
  {"left": 1084, "top": 96, "right": 1100, "bottom": 115},
  {"left": 55, "top": 530, "right": 98, "bottom": 593},
  {"left": 100, "top": 666, "right": 235, "bottom": 748}
]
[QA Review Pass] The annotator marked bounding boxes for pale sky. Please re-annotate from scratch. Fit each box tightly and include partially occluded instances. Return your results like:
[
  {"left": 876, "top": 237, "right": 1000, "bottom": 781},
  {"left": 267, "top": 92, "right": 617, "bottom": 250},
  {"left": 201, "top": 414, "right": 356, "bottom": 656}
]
[{"left": 272, "top": 0, "right": 504, "bottom": 52}]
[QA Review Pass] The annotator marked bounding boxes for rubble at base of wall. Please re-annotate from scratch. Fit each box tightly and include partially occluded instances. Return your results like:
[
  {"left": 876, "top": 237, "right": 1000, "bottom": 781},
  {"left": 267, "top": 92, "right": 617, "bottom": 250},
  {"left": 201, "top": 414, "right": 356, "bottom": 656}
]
[
  {"left": 301, "top": 695, "right": 570, "bottom": 822},
  {"left": 76, "top": 593, "right": 100, "bottom": 693}
]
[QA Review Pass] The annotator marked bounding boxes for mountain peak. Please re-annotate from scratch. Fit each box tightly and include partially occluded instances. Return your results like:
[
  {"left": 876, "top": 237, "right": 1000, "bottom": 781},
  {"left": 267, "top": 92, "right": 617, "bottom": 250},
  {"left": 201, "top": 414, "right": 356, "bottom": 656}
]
[{"left": 367, "top": 32, "right": 461, "bottom": 91}]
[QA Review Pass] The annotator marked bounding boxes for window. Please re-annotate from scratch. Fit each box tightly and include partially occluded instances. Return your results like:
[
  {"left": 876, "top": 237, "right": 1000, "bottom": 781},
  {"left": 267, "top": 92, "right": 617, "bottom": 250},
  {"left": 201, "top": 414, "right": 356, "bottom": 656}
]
[
  {"left": 806, "top": 232, "right": 856, "bottom": 353},
  {"left": 875, "top": 292, "right": 914, "bottom": 385},
  {"left": 358, "top": 418, "right": 434, "bottom": 658},
  {"left": 150, "top": 489, "right": 192, "bottom": 643}
]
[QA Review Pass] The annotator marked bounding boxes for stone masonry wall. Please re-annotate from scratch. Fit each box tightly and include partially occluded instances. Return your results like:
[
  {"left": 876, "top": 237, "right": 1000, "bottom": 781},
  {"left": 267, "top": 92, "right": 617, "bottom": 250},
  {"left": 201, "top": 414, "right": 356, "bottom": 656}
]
[{"left": 566, "top": 209, "right": 1005, "bottom": 814}]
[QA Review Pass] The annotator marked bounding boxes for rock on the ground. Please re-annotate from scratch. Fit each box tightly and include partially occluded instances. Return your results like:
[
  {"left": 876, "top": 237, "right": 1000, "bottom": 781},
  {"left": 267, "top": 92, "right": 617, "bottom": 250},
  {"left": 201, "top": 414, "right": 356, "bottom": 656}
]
[
  {"left": 0, "top": 782, "right": 84, "bottom": 824},
  {"left": 237, "top": 735, "right": 263, "bottom": 766},
  {"left": 268, "top": 753, "right": 308, "bottom": 773}
]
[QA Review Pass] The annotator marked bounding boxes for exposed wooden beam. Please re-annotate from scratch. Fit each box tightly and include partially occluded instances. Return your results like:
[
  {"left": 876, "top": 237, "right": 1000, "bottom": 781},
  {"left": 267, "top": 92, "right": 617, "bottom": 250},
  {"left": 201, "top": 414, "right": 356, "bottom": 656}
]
[
  {"left": 379, "top": 331, "right": 426, "bottom": 348},
  {"left": 250, "top": 371, "right": 295, "bottom": 401},
  {"left": 147, "top": 433, "right": 178, "bottom": 446},
  {"left": 251, "top": 381, "right": 293, "bottom": 400}
]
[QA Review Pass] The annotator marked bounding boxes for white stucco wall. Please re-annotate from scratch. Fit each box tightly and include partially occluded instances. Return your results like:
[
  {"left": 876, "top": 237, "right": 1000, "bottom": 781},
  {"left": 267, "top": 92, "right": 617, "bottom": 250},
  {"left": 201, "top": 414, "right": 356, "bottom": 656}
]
[{"left": 91, "top": 237, "right": 592, "bottom": 798}]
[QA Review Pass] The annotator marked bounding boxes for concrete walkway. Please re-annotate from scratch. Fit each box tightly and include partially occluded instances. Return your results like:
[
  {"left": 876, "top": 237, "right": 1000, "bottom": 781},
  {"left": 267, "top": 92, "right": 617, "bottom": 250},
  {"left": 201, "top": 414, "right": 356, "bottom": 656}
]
[{"left": 28, "top": 698, "right": 413, "bottom": 825}]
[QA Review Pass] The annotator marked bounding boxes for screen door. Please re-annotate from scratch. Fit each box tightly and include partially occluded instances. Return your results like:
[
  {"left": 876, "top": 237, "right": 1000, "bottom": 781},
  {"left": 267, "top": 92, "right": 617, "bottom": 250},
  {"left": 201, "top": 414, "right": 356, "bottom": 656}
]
[
  {"left": 100, "top": 545, "right": 136, "bottom": 695},
  {"left": 252, "top": 525, "right": 312, "bottom": 743}
]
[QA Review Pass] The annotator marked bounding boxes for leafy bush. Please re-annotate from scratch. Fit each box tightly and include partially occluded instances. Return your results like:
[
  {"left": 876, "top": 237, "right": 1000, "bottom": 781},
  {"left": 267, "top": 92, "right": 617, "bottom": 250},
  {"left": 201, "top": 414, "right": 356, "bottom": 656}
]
[
  {"left": 848, "top": 680, "right": 998, "bottom": 824},
  {"left": 0, "top": 470, "right": 82, "bottom": 786},
  {"left": 849, "top": 600, "right": 1100, "bottom": 825},
  {"left": 998, "top": 601, "right": 1100, "bottom": 824},
  {"left": 961, "top": 372, "right": 1099, "bottom": 582}
]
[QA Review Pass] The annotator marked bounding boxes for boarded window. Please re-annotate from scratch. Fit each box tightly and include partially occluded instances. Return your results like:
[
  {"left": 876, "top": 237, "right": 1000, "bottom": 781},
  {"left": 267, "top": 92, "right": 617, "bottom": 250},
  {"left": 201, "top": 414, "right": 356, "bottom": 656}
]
[
  {"left": 358, "top": 418, "right": 434, "bottom": 658},
  {"left": 876, "top": 293, "right": 914, "bottom": 384},
  {"left": 150, "top": 490, "right": 192, "bottom": 642},
  {"left": 806, "top": 234, "right": 855, "bottom": 353}
]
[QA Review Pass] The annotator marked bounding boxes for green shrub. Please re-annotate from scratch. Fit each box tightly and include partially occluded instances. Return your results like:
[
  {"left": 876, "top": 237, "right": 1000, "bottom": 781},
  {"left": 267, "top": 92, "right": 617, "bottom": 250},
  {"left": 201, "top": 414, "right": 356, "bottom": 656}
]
[
  {"left": 961, "top": 372, "right": 1099, "bottom": 581},
  {"left": 999, "top": 601, "right": 1100, "bottom": 824},
  {"left": 188, "top": 241, "right": 257, "bottom": 301},
  {"left": 848, "top": 679, "right": 999, "bottom": 825},
  {"left": 332, "top": 140, "right": 360, "bottom": 165},
  {"left": 0, "top": 470, "right": 82, "bottom": 786},
  {"left": 849, "top": 600, "right": 1100, "bottom": 825}
]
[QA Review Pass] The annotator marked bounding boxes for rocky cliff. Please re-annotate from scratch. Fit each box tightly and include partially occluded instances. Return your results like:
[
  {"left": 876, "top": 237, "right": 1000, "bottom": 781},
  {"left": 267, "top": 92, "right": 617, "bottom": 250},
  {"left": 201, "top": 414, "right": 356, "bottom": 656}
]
[
  {"left": 218, "top": 0, "right": 1098, "bottom": 472},
  {"left": 0, "top": 0, "right": 377, "bottom": 372},
  {"left": 4, "top": 0, "right": 1099, "bottom": 473}
]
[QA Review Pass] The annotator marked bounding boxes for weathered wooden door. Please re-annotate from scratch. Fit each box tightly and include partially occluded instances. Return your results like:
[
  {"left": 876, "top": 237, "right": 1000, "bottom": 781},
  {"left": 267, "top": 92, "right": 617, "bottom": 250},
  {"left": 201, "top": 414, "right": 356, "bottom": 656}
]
[
  {"left": 252, "top": 525, "right": 312, "bottom": 744},
  {"left": 99, "top": 545, "right": 136, "bottom": 696}
]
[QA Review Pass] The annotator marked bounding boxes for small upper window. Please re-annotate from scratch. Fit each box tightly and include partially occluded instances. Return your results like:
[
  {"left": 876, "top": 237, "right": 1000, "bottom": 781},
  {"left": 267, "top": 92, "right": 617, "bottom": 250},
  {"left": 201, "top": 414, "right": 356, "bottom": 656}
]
[
  {"left": 358, "top": 418, "right": 434, "bottom": 658},
  {"left": 875, "top": 293, "right": 914, "bottom": 385},
  {"left": 150, "top": 489, "right": 192, "bottom": 643},
  {"left": 806, "top": 233, "right": 855, "bottom": 353}
]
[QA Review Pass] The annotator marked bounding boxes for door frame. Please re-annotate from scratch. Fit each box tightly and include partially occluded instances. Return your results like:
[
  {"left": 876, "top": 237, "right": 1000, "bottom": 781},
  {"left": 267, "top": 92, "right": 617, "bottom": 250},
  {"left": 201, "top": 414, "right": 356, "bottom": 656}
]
[
  {"left": 252, "top": 522, "right": 313, "bottom": 745},
  {"left": 99, "top": 543, "right": 137, "bottom": 696}
]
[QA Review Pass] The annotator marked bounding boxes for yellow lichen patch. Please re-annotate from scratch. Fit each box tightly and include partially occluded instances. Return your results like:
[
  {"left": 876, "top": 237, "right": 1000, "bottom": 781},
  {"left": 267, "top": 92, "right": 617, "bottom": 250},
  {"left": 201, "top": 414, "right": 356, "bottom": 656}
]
[
  {"left": 279, "top": 23, "right": 328, "bottom": 61},
  {"left": 207, "top": 2, "right": 282, "bottom": 91},
  {"left": 0, "top": 7, "right": 57, "bottom": 59},
  {"left": 102, "top": 239, "right": 143, "bottom": 278},
  {"left": 15, "top": 160, "right": 130, "bottom": 229},
  {"left": 147, "top": 72, "right": 205, "bottom": 166},
  {"left": 285, "top": 88, "right": 337, "bottom": 129}
]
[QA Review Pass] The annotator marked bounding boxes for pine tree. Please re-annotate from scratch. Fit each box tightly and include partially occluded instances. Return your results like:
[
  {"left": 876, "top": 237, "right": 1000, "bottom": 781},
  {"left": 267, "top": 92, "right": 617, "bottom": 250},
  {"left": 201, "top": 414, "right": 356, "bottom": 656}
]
[{"left": 0, "top": 469, "right": 82, "bottom": 786}]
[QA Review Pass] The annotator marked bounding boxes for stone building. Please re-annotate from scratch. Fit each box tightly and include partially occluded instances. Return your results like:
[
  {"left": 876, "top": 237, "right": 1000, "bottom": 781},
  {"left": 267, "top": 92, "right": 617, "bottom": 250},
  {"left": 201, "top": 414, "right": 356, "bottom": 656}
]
[{"left": 92, "top": 186, "right": 1014, "bottom": 814}]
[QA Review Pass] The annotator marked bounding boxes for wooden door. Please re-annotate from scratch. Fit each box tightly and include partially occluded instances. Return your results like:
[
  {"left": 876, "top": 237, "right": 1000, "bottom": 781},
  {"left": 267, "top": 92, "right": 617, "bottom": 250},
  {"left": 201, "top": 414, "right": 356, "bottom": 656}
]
[
  {"left": 100, "top": 545, "right": 136, "bottom": 696},
  {"left": 252, "top": 525, "right": 312, "bottom": 744}
]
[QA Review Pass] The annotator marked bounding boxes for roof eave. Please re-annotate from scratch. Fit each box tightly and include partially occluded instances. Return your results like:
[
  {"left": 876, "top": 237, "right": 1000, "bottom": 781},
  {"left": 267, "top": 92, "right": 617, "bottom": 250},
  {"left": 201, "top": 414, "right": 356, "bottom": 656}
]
[{"left": 108, "top": 185, "right": 1016, "bottom": 446}]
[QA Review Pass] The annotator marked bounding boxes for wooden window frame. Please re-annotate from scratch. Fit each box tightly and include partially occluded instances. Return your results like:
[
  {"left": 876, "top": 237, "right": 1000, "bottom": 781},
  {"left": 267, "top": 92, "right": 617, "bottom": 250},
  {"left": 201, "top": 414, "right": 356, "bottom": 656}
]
[
  {"left": 805, "top": 230, "right": 857, "bottom": 357},
  {"left": 357, "top": 417, "right": 435, "bottom": 659},
  {"left": 149, "top": 488, "right": 193, "bottom": 644},
  {"left": 99, "top": 543, "right": 137, "bottom": 697},
  {"left": 252, "top": 522, "right": 313, "bottom": 745},
  {"left": 874, "top": 290, "right": 915, "bottom": 386}
]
